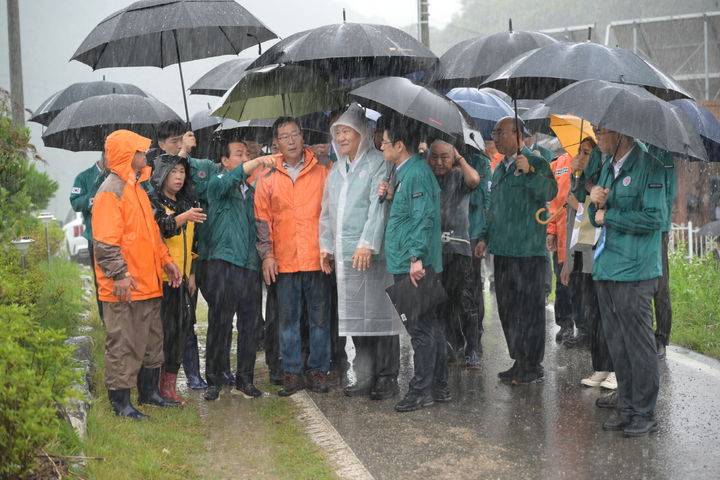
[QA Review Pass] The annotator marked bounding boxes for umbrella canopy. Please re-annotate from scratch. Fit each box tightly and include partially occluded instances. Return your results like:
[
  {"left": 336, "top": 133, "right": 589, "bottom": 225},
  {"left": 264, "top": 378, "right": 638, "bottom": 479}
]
[
  {"left": 191, "top": 108, "right": 223, "bottom": 159},
  {"left": 697, "top": 220, "right": 720, "bottom": 236},
  {"left": 30, "top": 81, "right": 149, "bottom": 126},
  {"left": 520, "top": 102, "right": 552, "bottom": 135},
  {"left": 215, "top": 116, "right": 330, "bottom": 145},
  {"left": 247, "top": 22, "right": 438, "bottom": 79},
  {"left": 42, "top": 94, "right": 181, "bottom": 152},
  {"left": 444, "top": 87, "right": 513, "bottom": 106},
  {"left": 71, "top": 0, "right": 277, "bottom": 122},
  {"left": 543, "top": 79, "right": 707, "bottom": 161},
  {"left": 189, "top": 58, "right": 254, "bottom": 96},
  {"left": 549, "top": 115, "right": 596, "bottom": 157},
  {"left": 349, "top": 76, "right": 484, "bottom": 150},
  {"left": 446, "top": 88, "right": 514, "bottom": 139},
  {"left": 670, "top": 99, "right": 720, "bottom": 162},
  {"left": 483, "top": 41, "right": 693, "bottom": 101},
  {"left": 430, "top": 29, "right": 558, "bottom": 89},
  {"left": 211, "top": 64, "right": 344, "bottom": 122}
]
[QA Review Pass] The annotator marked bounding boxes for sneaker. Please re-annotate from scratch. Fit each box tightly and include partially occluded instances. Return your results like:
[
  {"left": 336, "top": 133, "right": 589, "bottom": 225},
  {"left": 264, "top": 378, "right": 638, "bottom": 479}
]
[
  {"left": 394, "top": 390, "right": 434, "bottom": 413},
  {"left": 306, "top": 371, "right": 330, "bottom": 393},
  {"left": 555, "top": 326, "right": 573, "bottom": 343},
  {"left": 465, "top": 351, "right": 481, "bottom": 370},
  {"left": 581, "top": 371, "right": 610, "bottom": 387},
  {"left": 203, "top": 385, "right": 221, "bottom": 401},
  {"left": 595, "top": 391, "right": 617, "bottom": 409},
  {"left": 600, "top": 372, "right": 617, "bottom": 390},
  {"left": 432, "top": 385, "right": 452, "bottom": 403},
  {"left": 278, "top": 373, "right": 304, "bottom": 397},
  {"left": 232, "top": 383, "right": 262, "bottom": 398}
]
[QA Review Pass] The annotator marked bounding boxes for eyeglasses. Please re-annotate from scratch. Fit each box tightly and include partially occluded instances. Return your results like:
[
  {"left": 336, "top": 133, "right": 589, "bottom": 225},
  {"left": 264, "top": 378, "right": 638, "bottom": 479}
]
[
  {"left": 490, "top": 129, "right": 515, "bottom": 139},
  {"left": 277, "top": 132, "right": 302, "bottom": 143}
]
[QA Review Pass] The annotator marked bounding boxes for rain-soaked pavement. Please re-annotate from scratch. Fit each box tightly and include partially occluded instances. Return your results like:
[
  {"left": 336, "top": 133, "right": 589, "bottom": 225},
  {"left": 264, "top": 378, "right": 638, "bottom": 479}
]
[{"left": 304, "top": 292, "right": 720, "bottom": 480}]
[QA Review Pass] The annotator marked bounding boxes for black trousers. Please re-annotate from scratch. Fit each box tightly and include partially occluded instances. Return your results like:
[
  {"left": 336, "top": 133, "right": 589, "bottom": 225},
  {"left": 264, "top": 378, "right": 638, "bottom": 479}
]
[
  {"left": 352, "top": 335, "right": 400, "bottom": 381},
  {"left": 161, "top": 282, "right": 195, "bottom": 374},
  {"left": 494, "top": 255, "right": 546, "bottom": 367},
  {"left": 469, "top": 243, "right": 486, "bottom": 345},
  {"left": 553, "top": 252, "right": 573, "bottom": 329},
  {"left": 441, "top": 253, "right": 481, "bottom": 355},
  {"left": 203, "top": 259, "right": 262, "bottom": 387},
  {"left": 394, "top": 274, "right": 447, "bottom": 393},
  {"left": 653, "top": 231, "right": 672, "bottom": 345},
  {"left": 264, "top": 282, "right": 282, "bottom": 374},
  {"left": 596, "top": 279, "right": 659, "bottom": 418},
  {"left": 87, "top": 242, "right": 103, "bottom": 320}
]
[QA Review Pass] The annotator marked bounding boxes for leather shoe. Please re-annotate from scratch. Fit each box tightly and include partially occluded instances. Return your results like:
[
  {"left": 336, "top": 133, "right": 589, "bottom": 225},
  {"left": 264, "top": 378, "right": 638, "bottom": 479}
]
[
  {"left": 394, "top": 390, "right": 433, "bottom": 412},
  {"left": 232, "top": 383, "right": 262, "bottom": 398},
  {"left": 370, "top": 376, "right": 399, "bottom": 400},
  {"left": 497, "top": 362, "right": 518, "bottom": 381},
  {"left": 278, "top": 373, "right": 304, "bottom": 397},
  {"left": 511, "top": 365, "right": 544, "bottom": 385},
  {"left": 602, "top": 414, "right": 632, "bottom": 431},
  {"left": 563, "top": 333, "right": 589, "bottom": 349},
  {"left": 595, "top": 391, "right": 618, "bottom": 409},
  {"left": 623, "top": 417, "right": 658, "bottom": 437},
  {"left": 203, "top": 385, "right": 221, "bottom": 401},
  {"left": 343, "top": 378, "right": 374, "bottom": 397},
  {"left": 555, "top": 326, "right": 573, "bottom": 342}
]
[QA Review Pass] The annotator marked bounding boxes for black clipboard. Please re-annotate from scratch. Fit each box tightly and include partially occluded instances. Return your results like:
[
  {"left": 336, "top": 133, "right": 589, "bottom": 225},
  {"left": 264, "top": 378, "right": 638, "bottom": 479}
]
[{"left": 385, "top": 265, "right": 448, "bottom": 325}]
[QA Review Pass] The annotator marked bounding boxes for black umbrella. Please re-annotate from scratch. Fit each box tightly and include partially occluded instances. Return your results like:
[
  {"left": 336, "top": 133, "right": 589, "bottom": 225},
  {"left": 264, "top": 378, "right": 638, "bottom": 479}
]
[
  {"left": 543, "top": 79, "right": 707, "bottom": 161},
  {"left": 247, "top": 22, "right": 438, "bottom": 79},
  {"left": 348, "top": 76, "right": 484, "bottom": 150},
  {"left": 215, "top": 117, "right": 330, "bottom": 146},
  {"left": 189, "top": 58, "right": 254, "bottom": 97},
  {"left": 697, "top": 220, "right": 720, "bottom": 236},
  {"left": 30, "top": 80, "right": 149, "bottom": 126},
  {"left": 42, "top": 94, "right": 182, "bottom": 152},
  {"left": 430, "top": 26, "right": 558, "bottom": 89},
  {"left": 191, "top": 108, "right": 223, "bottom": 159},
  {"left": 70, "top": 0, "right": 277, "bottom": 123},
  {"left": 482, "top": 41, "right": 693, "bottom": 101},
  {"left": 520, "top": 103, "right": 553, "bottom": 135}
]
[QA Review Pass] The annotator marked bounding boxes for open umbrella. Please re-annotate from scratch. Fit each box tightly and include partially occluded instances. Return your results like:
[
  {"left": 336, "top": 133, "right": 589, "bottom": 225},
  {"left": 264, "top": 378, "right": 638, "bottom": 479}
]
[
  {"left": 71, "top": 0, "right": 277, "bottom": 124},
  {"left": 189, "top": 58, "right": 254, "bottom": 97},
  {"left": 520, "top": 103, "right": 552, "bottom": 135},
  {"left": 247, "top": 22, "right": 437, "bottom": 79},
  {"left": 446, "top": 88, "right": 514, "bottom": 140},
  {"left": 30, "top": 80, "right": 149, "bottom": 126},
  {"left": 483, "top": 41, "right": 693, "bottom": 101},
  {"left": 430, "top": 24, "right": 557, "bottom": 89},
  {"left": 549, "top": 115, "right": 596, "bottom": 157},
  {"left": 215, "top": 116, "right": 330, "bottom": 146},
  {"left": 543, "top": 79, "right": 707, "bottom": 161},
  {"left": 191, "top": 108, "right": 223, "bottom": 159},
  {"left": 211, "top": 64, "right": 344, "bottom": 122},
  {"left": 670, "top": 99, "right": 720, "bottom": 162},
  {"left": 697, "top": 220, "right": 720, "bottom": 236},
  {"left": 42, "top": 94, "right": 181, "bottom": 152}
]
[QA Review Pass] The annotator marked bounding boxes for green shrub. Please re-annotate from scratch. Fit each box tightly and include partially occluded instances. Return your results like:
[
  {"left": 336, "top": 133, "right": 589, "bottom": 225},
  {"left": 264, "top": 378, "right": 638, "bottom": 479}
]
[
  {"left": 31, "top": 259, "right": 85, "bottom": 331},
  {"left": 0, "top": 304, "right": 82, "bottom": 478}
]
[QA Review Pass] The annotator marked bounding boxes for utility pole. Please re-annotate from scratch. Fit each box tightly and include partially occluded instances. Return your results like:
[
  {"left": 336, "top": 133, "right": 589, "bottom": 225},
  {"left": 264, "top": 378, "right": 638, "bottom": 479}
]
[
  {"left": 417, "top": 0, "right": 430, "bottom": 48},
  {"left": 7, "top": 0, "right": 25, "bottom": 126}
]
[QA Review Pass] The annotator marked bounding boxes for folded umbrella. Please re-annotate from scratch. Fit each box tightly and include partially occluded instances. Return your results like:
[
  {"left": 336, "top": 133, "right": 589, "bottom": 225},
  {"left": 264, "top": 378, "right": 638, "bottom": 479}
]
[
  {"left": 189, "top": 58, "right": 255, "bottom": 97},
  {"left": 30, "top": 80, "right": 149, "bottom": 126},
  {"left": 543, "top": 79, "right": 707, "bottom": 161},
  {"left": 42, "top": 94, "right": 181, "bottom": 152}
]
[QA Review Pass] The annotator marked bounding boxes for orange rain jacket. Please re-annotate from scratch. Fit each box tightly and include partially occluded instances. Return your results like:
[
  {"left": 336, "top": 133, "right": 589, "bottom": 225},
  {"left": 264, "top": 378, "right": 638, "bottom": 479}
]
[
  {"left": 92, "top": 130, "right": 174, "bottom": 302},
  {"left": 254, "top": 147, "right": 328, "bottom": 273},
  {"left": 547, "top": 153, "right": 573, "bottom": 263}
]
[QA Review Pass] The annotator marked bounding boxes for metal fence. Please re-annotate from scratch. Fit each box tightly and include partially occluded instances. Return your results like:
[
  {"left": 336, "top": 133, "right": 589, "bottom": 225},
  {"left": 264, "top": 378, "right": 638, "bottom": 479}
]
[{"left": 670, "top": 222, "right": 717, "bottom": 258}]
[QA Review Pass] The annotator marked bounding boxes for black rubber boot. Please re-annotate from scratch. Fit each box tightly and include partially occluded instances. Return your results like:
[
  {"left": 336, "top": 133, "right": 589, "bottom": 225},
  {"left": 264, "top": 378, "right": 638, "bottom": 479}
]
[
  {"left": 108, "top": 388, "right": 148, "bottom": 420},
  {"left": 137, "top": 367, "right": 181, "bottom": 407},
  {"left": 182, "top": 333, "right": 208, "bottom": 390}
]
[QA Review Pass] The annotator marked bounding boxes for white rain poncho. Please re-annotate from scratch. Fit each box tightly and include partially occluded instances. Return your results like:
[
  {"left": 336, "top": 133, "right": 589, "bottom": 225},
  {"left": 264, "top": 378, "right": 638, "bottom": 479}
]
[{"left": 319, "top": 104, "right": 401, "bottom": 336}]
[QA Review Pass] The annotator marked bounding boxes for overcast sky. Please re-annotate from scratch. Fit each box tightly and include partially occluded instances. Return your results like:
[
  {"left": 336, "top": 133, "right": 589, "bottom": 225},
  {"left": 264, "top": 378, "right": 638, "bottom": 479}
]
[{"left": 0, "top": 0, "right": 460, "bottom": 220}]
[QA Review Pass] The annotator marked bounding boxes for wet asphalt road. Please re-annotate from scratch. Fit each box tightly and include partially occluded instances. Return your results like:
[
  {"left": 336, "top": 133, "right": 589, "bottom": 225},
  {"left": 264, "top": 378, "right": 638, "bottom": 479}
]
[{"left": 307, "top": 293, "right": 720, "bottom": 480}]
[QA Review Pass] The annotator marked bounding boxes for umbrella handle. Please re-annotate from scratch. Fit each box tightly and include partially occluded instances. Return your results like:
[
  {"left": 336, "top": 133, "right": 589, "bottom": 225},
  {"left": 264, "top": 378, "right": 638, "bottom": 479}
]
[{"left": 535, "top": 206, "right": 565, "bottom": 225}]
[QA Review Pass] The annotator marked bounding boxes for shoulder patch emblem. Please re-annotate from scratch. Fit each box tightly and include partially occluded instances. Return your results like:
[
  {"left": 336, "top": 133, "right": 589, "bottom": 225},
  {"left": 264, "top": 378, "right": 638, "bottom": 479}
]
[
  {"left": 412, "top": 192, "right": 424, "bottom": 199},
  {"left": 71, "top": 187, "right": 81, "bottom": 194},
  {"left": 622, "top": 176, "right": 631, "bottom": 187},
  {"left": 198, "top": 171, "right": 206, "bottom": 179}
]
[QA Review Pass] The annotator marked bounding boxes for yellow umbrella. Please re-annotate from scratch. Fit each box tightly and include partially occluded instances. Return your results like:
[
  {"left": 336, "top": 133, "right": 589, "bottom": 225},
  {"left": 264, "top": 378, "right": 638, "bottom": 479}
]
[{"left": 549, "top": 114, "right": 596, "bottom": 157}]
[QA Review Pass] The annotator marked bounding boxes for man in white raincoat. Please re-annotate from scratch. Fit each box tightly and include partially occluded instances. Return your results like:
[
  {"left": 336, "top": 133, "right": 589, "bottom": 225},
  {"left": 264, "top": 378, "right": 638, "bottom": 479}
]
[{"left": 320, "top": 105, "right": 402, "bottom": 400}]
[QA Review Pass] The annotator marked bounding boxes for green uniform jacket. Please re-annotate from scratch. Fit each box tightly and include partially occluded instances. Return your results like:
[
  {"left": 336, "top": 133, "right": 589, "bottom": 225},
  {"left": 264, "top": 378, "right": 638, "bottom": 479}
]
[
  {"left": 384, "top": 154, "right": 443, "bottom": 274},
  {"left": 481, "top": 147, "right": 557, "bottom": 257},
  {"left": 531, "top": 143, "right": 555, "bottom": 162},
  {"left": 468, "top": 153, "right": 491, "bottom": 241},
  {"left": 644, "top": 144, "right": 676, "bottom": 232},
  {"left": 189, "top": 157, "right": 219, "bottom": 260},
  {"left": 589, "top": 146, "right": 667, "bottom": 282},
  {"left": 69, "top": 163, "right": 106, "bottom": 241},
  {"left": 205, "top": 165, "right": 260, "bottom": 271}
]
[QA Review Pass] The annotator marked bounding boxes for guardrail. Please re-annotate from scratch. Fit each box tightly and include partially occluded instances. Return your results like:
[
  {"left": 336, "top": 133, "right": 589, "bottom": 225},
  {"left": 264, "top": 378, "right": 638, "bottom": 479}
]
[{"left": 670, "top": 222, "right": 717, "bottom": 258}]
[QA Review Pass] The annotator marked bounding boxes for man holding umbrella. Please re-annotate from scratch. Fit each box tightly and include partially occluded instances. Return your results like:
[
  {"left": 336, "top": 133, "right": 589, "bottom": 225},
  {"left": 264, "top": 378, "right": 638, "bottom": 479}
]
[
  {"left": 588, "top": 128, "right": 667, "bottom": 437},
  {"left": 475, "top": 116, "right": 557, "bottom": 385}
]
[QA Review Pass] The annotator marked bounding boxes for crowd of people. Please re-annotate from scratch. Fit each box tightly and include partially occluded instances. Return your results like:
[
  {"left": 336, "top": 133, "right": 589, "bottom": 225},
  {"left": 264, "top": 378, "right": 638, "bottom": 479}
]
[{"left": 71, "top": 102, "right": 674, "bottom": 438}]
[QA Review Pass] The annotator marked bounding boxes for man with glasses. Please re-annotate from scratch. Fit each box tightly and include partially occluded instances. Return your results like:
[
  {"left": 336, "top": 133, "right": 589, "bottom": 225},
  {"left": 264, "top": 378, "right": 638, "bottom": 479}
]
[
  {"left": 475, "top": 117, "right": 557, "bottom": 385},
  {"left": 254, "top": 117, "right": 332, "bottom": 396}
]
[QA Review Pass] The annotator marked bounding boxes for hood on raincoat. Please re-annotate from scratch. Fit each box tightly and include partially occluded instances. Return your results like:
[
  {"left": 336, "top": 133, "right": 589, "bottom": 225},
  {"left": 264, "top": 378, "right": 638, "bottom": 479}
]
[
  {"left": 150, "top": 154, "right": 194, "bottom": 196},
  {"left": 104, "top": 129, "right": 152, "bottom": 183},
  {"left": 331, "top": 104, "right": 375, "bottom": 167}
]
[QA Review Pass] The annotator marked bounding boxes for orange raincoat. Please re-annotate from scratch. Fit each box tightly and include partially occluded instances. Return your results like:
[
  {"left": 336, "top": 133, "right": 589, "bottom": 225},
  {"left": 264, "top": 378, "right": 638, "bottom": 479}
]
[
  {"left": 547, "top": 153, "right": 573, "bottom": 263},
  {"left": 92, "top": 130, "right": 174, "bottom": 302}
]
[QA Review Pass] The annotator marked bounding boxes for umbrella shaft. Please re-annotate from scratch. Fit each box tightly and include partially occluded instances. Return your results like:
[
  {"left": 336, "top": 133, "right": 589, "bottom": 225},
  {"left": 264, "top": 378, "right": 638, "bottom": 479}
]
[{"left": 173, "top": 30, "right": 191, "bottom": 126}]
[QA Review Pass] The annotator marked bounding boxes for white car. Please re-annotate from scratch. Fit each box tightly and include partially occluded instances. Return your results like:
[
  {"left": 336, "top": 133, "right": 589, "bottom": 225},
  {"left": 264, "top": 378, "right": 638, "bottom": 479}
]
[{"left": 63, "top": 211, "right": 89, "bottom": 263}]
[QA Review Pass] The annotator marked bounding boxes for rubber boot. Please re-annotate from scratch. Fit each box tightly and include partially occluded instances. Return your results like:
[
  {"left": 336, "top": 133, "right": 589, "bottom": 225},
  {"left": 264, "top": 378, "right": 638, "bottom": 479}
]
[
  {"left": 182, "top": 333, "right": 208, "bottom": 390},
  {"left": 137, "top": 367, "right": 181, "bottom": 407},
  {"left": 160, "top": 371, "right": 187, "bottom": 405},
  {"left": 108, "top": 388, "right": 148, "bottom": 420}
]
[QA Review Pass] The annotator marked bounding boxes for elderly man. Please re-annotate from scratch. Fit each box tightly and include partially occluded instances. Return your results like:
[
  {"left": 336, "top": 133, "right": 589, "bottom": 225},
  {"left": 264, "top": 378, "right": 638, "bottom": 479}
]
[
  {"left": 254, "top": 117, "right": 331, "bottom": 396},
  {"left": 589, "top": 128, "right": 666, "bottom": 437},
  {"left": 93, "top": 129, "right": 183, "bottom": 419},
  {"left": 475, "top": 117, "right": 557, "bottom": 385},
  {"left": 427, "top": 140, "right": 482, "bottom": 368}
]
